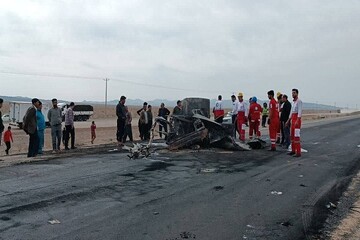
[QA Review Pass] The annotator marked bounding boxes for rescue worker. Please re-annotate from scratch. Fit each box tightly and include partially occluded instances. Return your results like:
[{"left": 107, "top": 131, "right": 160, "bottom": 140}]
[
  {"left": 236, "top": 92, "right": 248, "bottom": 142},
  {"left": 286, "top": 88, "right": 303, "bottom": 157},
  {"left": 276, "top": 92, "right": 283, "bottom": 144},
  {"left": 231, "top": 94, "right": 238, "bottom": 138},
  {"left": 267, "top": 90, "right": 279, "bottom": 151},
  {"left": 213, "top": 95, "right": 225, "bottom": 123},
  {"left": 248, "top": 97, "right": 262, "bottom": 139}
]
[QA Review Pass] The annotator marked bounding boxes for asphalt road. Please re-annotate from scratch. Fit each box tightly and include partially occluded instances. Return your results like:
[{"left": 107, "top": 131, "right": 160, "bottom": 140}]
[{"left": 0, "top": 116, "right": 360, "bottom": 240}]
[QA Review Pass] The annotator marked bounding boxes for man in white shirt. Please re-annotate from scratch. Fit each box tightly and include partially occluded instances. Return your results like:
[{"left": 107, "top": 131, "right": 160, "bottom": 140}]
[{"left": 286, "top": 89, "right": 303, "bottom": 157}]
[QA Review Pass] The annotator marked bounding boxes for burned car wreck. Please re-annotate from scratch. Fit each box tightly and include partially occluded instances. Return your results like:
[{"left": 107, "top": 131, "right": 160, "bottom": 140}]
[
  {"left": 123, "top": 98, "right": 266, "bottom": 159},
  {"left": 151, "top": 98, "right": 259, "bottom": 151}
]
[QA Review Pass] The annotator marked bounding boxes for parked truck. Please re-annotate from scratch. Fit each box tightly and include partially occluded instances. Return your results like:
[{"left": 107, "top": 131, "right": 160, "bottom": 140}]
[
  {"left": 9, "top": 101, "right": 50, "bottom": 129},
  {"left": 58, "top": 103, "right": 94, "bottom": 121}
]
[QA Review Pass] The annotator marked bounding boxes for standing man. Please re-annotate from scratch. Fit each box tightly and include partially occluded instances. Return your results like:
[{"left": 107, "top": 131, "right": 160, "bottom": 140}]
[
  {"left": 280, "top": 94, "right": 292, "bottom": 148},
  {"left": 137, "top": 102, "right": 147, "bottom": 140},
  {"left": 231, "top": 95, "right": 238, "bottom": 138},
  {"left": 64, "top": 102, "right": 76, "bottom": 150},
  {"left": 48, "top": 98, "right": 62, "bottom": 153},
  {"left": 236, "top": 92, "right": 248, "bottom": 142},
  {"left": 287, "top": 89, "right": 303, "bottom": 157},
  {"left": 276, "top": 92, "right": 283, "bottom": 144},
  {"left": 0, "top": 98, "right": 4, "bottom": 146},
  {"left": 213, "top": 95, "right": 225, "bottom": 123},
  {"left": 267, "top": 90, "right": 279, "bottom": 151},
  {"left": 145, "top": 105, "right": 153, "bottom": 140},
  {"left": 248, "top": 97, "right": 262, "bottom": 140},
  {"left": 123, "top": 106, "right": 133, "bottom": 143},
  {"left": 158, "top": 103, "right": 170, "bottom": 139},
  {"left": 36, "top": 101, "right": 46, "bottom": 154},
  {"left": 173, "top": 100, "right": 183, "bottom": 115},
  {"left": 116, "top": 96, "right": 126, "bottom": 145},
  {"left": 23, "top": 98, "right": 40, "bottom": 157}
]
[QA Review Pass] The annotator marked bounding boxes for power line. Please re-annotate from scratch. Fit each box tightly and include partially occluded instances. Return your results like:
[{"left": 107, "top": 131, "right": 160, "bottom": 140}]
[
  {"left": 0, "top": 70, "right": 221, "bottom": 94},
  {"left": 104, "top": 78, "right": 110, "bottom": 116}
]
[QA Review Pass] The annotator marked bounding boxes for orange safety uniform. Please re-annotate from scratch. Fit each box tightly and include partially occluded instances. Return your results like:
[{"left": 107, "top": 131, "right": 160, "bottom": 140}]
[
  {"left": 237, "top": 101, "right": 247, "bottom": 141},
  {"left": 248, "top": 102, "right": 262, "bottom": 139},
  {"left": 291, "top": 97, "right": 303, "bottom": 156},
  {"left": 269, "top": 98, "right": 279, "bottom": 149}
]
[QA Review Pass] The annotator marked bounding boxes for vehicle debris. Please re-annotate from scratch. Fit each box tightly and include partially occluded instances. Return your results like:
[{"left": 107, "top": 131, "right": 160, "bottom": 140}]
[
  {"left": 326, "top": 202, "right": 337, "bottom": 209},
  {"left": 150, "top": 98, "right": 252, "bottom": 152},
  {"left": 213, "top": 186, "right": 224, "bottom": 191},
  {"left": 200, "top": 168, "right": 218, "bottom": 173},
  {"left": 48, "top": 219, "right": 61, "bottom": 225},
  {"left": 122, "top": 143, "right": 150, "bottom": 159}
]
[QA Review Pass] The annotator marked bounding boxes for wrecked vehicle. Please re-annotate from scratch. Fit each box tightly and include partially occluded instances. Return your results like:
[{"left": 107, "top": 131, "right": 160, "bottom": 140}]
[
  {"left": 151, "top": 98, "right": 251, "bottom": 151},
  {"left": 122, "top": 98, "right": 267, "bottom": 159}
]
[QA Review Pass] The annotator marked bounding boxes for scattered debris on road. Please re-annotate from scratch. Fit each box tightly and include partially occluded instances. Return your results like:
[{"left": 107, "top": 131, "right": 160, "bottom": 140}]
[
  {"left": 213, "top": 186, "right": 224, "bottom": 191},
  {"left": 280, "top": 221, "right": 293, "bottom": 227},
  {"left": 200, "top": 168, "right": 218, "bottom": 173},
  {"left": 326, "top": 202, "right": 337, "bottom": 209},
  {"left": 48, "top": 219, "right": 61, "bottom": 225}
]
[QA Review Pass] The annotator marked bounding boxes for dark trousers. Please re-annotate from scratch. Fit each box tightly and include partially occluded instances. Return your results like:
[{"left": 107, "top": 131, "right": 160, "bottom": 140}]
[
  {"left": 215, "top": 116, "right": 224, "bottom": 124},
  {"left": 5, "top": 141, "right": 11, "bottom": 155},
  {"left": 232, "top": 115, "right": 237, "bottom": 138},
  {"left": 262, "top": 115, "right": 268, "bottom": 127},
  {"left": 123, "top": 124, "right": 133, "bottom": 143},
  {"left": 159, "top": 123, "right": 168, "bottom": 138},
  {"left": 0, "top": 130, "right": 3, "bottom": 145},
  {"left": 280, "top": 120, "right": 286, "bottom": 144},
  {"left": 65, "top": 125, "right": 75, "bottom": 148},
  {"left": 117, "top": 119, "right": 125, "bottom": 142},
  {"left": 143, "top": 122, "right": 152, "bottom": 140},
  {"left": 282, "top": 121, "right": 291, "bottom": 147},
  {"left": 28, "top": 130, "right": 39, "bottom": 157}
]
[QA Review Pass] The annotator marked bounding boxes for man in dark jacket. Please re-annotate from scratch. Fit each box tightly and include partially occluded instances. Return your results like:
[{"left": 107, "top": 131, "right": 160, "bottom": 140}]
[
  {"left": 280, "top": 94, "right": 292, "bottom": 148},
  {"left": 23, "top": 98, "right": 40, "bottom": 157},
  {"left": 158, "top": 103, "right": 170, "bottom": 139},
  {"left": 116, "top": 96, "right": 126, "bottom": 145},
  {"left": 137, "top": 102, "right": 147, "bottom": 140}
]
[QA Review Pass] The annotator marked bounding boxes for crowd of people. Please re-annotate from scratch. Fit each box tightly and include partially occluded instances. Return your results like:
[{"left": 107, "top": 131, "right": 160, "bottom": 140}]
[
  {"left": 116, "top": 96, "right": 177, "bottom": 146},
  {"left": 1, "top": 88, "right": 302, "bottom": 158},
  {"left": 214, "top": 88, "right": 303, "bottom": 157}
]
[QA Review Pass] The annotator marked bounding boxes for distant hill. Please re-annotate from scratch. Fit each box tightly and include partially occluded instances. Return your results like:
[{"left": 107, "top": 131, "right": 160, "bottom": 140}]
[{"left": 1, "top": 95, "right": 339, "bottom": 111}]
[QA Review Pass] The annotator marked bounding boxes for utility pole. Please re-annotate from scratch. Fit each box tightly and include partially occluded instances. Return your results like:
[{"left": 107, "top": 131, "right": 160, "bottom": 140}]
[{"left": 104, "top": 78, "right": 110, "bottom": 116}]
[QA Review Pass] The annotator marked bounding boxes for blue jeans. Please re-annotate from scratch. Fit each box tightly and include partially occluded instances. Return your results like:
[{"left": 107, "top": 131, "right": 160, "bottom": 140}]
[
  {"left": 51, "top": 124, "right": 62, "bottom": 150},
  {"left": 283, "top": 122, "right": 291, "bottom": 148},
  {"left": 38, "top": 129, "right": 45, "bottom": 154}
]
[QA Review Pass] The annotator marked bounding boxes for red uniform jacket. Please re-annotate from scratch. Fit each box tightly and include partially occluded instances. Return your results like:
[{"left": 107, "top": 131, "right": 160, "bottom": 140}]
[
  {"left": 269, "top": 98, "right": 279, "bottom": 120},
  {"left": 248, "top": 103, "right": 262, "bottom": 122}
]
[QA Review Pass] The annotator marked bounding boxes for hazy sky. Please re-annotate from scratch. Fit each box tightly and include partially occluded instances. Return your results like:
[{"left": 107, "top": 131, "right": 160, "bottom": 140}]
[{"left": 1, "top": 0, "right": 359, "bottom": 107}]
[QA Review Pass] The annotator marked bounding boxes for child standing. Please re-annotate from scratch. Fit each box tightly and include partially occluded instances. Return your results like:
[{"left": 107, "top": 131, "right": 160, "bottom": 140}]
[
  {"left": 91, "top": 121, "right": 96, "bottom": 144},
  {"left": 4, "top": 126, "right": 13, "bottom": 155}
]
